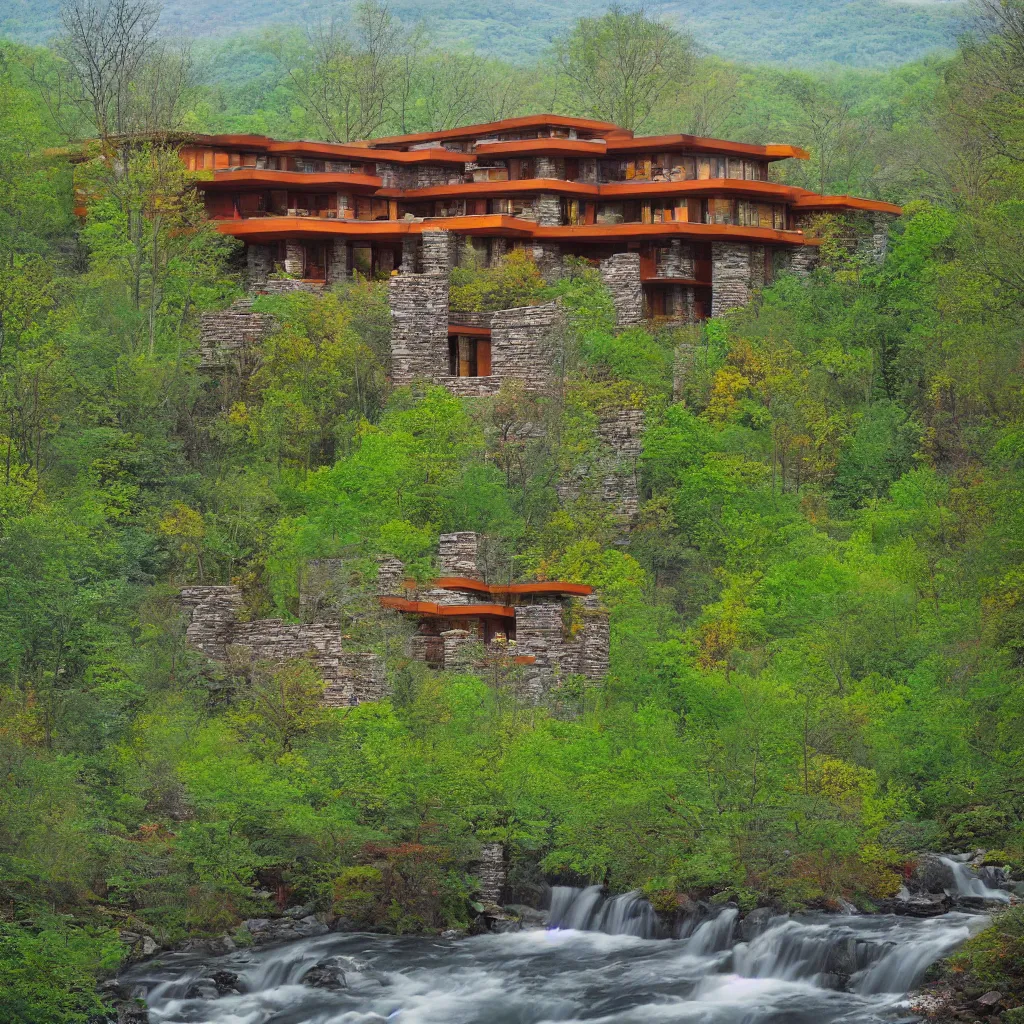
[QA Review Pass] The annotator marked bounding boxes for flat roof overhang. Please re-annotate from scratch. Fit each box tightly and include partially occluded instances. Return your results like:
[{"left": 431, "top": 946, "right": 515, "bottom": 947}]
[
  {"left": 532, "top": 222, "right": 818, "bottom": 245},
  {"left": 213, "top": 214, "right": 537, "bottom": 242},
  {"left": 475, "top": 138, "right": 609, "bottom": 159},
  {"left": 606, "top": 135, "right": 810, "bottom": 161},
  {"left": 379, "top": 596, "right": 516, "bottom": 618},
  {"left": 199, "top": 169, "right": 383, "bottom": 191},
  {"left": 367, "top": 114, "right": 626, "bottom": 149},
  {"left": 425, "top": 576, "right": 594, "bottom": 597},
  {"left": 790, "top": 194, "right": 903, "bottom": 215}
]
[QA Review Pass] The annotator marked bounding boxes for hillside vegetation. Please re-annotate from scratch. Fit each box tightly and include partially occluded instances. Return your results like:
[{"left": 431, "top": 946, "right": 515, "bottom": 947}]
[
  {"left": 0, "top": 0, "right": 965, "bottom": 66},
  {"left": 4, "top": 2, "right": 1024, "bottom": 1021}
]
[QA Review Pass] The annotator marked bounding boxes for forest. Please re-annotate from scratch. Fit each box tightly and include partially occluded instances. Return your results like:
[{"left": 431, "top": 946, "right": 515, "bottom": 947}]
[{"left": 3, "top": 0, "right": 1024, "bottom": 1020}]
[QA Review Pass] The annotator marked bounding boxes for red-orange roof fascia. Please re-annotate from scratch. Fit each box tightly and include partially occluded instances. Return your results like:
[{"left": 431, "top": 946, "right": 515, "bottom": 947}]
[
  {"left": 475, "top": 138, "right": 608, "bottom": 158},
  {"left": 790, "top": 195, "right": 903, "bottom": 215},
  {"left": 532, "top": 222, "right": 818, "bottom": 245},
  {"left": 606, "top": 134, "right": 809, "bottom": 161},
  {"left": 447, "top": 325, "right": 492, "bottom": 337},
  {"left": 263, "top": 141, "right": 471, "bottom": 165},
  {"left": 379, "top": 596, "right": 515, "bottom": 618},
  {"left": 376, "top": 179, "right": 601, "bottom": 201},
  {"left": 598, "top": 179, "right": 801, "bottom": 201},
  {"left": 430, "top": 576, "right": 594, "bottom": 596},
  {"left": 366, "top": 114, "right": 627, "bottom": 148},
  {"left": 213, "top": 214, "right": 537, "bottom": 241},
  {"left": 200, "top": 169, "right": 383, "bottom": 191}
]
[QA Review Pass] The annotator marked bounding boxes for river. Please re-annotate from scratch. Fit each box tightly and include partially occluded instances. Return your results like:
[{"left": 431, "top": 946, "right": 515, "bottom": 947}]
[{"left": 122, "top": 891, "right": 991, "bottom": 1024}]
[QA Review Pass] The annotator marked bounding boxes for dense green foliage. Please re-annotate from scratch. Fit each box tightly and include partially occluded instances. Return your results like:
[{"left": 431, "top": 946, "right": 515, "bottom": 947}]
[
  {"left": 0, "top": 0, "right": 965, "bottom": 67},
  {"left": 6, "top": 3, "right": 1024, "bottom": 1020}
]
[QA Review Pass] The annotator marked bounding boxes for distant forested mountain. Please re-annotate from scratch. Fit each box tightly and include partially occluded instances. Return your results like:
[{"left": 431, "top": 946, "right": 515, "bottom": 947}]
[{"left": 0, "top": 0, "right": 966, "bottom": 67}]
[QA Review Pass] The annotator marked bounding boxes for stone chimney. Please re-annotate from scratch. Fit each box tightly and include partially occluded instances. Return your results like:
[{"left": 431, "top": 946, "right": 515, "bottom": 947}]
[{"left": 437, "top": 531, "right": 481, "bottom": 579}]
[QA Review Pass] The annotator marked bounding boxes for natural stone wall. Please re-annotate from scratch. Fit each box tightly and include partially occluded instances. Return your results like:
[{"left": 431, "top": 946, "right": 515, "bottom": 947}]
[
  {"left": 750, "top": 245, "right": 767, "bottom": 291},
  {"left": 530, "top": 241, "right": 564, "bottom": 283},
  {"left": 534, "top": 193, "right": 562, "bottom": 228},
  {"left": 489, "top": 301, "right": 564, "bottom": 392},
  {"left": 179, "top": 585, "right": 387, "bottom": 704},
  {"left": 245, "top": 244, "right": 273, "bottom": 290},
  {"left": 435, "top": 375, "right": 502, "bottom": 397},
  {"left": 515, "top": 596, "right": 610, "bottom": 689},
  {"left": 600, "top": 253, "right": 644, "bottom": 327},
  {"left": 673, "top": 334, "right": 699, "bottom": 401},
  {"left": 789, "top": 246, "right": 818, "bottom": 276},
  {"left": 489, "top": 237, "right": 509, "bottom": 264},
  {"left": 258, "top": 279, "right": 325, "bottom": 296},
  {"left": 535, "top": 156, "right": 562, "bottom": 179},
  {"left": 597, "top": 407, "right": 645, "bottom": 522},
  {"left": 448, "top": 311, "right": 493, "bottom": 330},
  {"left": 421, "top": 230, "right": 459, "bottom": 274},
  {"left": 475, "top": 843, "right": 506, "bottom": 905},
  {"left": 284, "top": 241, "right": 304, "bottom": 277},
  {"left": 711, "top": 241, "right": 753, "bottom": 316},
  {"left": 198, "top": 300, "right": 276, "bottom": 371},
  {"left": 376, "top": 556, "right": 406, "bottom": 596},
  {"left": 438, "top": 531, "right": 481, "bottom": 578},
  {"left": 328, "top": 240, "right": 348, "bottom": 285},
  {"left": 578, "top": 594, "right": 610, "bottom": 681},
  {"left": 389, "top": 272, "right": 449, "bottom": 385}
]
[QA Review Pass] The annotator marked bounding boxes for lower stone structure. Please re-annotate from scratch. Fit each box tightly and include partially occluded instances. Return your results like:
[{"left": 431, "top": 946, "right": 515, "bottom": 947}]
[
  {"left": 557, "top": 406, "right": 645, "bottom": 527},
  {"left": 711, "top": 241, "right": 755, "bottom": 317},
  {"left": 475, "top": 843, "right": 506, "bottom": 906},
  {"left": 597, "top": 407, "right": 645, "bottom": 522},
  {"left": 389, "top": 272, "right": 449, "bottom": 386},
  {"left": 438, "top": 531, "right": 482, "bottom": 579},
  {"left": 599, "top": 253, "right": 644, "bottom": 328},
  {"left": 198, "top": 300, "right": 277, "bottom": 371},
  {"left": 180, "top": 585, "right": 386, "bottom": 704}
]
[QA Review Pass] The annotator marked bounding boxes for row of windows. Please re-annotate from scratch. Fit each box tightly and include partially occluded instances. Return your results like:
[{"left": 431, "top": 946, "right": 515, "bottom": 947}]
[
  {"left": 182, "top": 147, "right": 772, "bottom": 187},
  {"left": 210, "top": 190, "right": 793, "bottom": 231}
]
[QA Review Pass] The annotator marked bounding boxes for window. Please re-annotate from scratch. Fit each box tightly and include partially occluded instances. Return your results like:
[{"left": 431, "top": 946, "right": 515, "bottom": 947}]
[{"left": 448, "top": 335, "right": 491, "bottom": 377}]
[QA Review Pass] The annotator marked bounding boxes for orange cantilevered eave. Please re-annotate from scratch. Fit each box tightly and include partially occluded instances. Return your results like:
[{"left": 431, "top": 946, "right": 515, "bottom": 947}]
[
  {"left": 790, "top": 194, "right": 903, "bottom": 215},
  {"left": 379, "top": 597, "right": 516, "bottom": 618},
  {"left": 199, "top": 169, "right": 384, "bottom": 191},
  {"left": 532, "top": 222, "right": 818, "bottom": 246},
  {"left": 366, "top": 114, "right": 628, "bottom": 148},
  {"left": 213, "top": 215, "right": 537, "bottom": 241},
  {"left": 475, "top": 138, "right": 609, "bottom": 159},
  {"left": 427, "top": 577, "right": 594, "bottom": 597},
  {"left": 605, "top": 134, "right": 809, "bottom": 161}
]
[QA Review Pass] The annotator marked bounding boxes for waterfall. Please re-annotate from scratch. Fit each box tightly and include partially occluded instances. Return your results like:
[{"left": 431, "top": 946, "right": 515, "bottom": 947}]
[
  {"left": 939, "top": 855, "right": 1011, "bottom": 903},
  {"left": 547, "top": 885, "right": 658, "bottom": 937},
  {"left": 687, "top": 907, "right": 738, "bottom": 954}
]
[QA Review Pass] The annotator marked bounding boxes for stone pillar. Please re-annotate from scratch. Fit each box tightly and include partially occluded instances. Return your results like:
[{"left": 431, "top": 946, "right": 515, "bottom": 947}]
[
  {"left": 750, "top": 245, "right": 766, "bottom": 291},
  {"left": 438, "top": 531, "right": 481, "bottom": 579},
  {"left": 711, "top": 241, "right": 752, "bottom": 317},
  {"left": 401, "top": 235, "right": 419, "bottom": 273},
  {"left": 871, "top": 214, "right": 894, "bottom": 264},
  {"left": 489, "top": 237, "right": 509, "bottom": 265},
  {"left": 578, "top": 159, "right": 598, "bottom": 184},
  {"left": 179, "top": 586, "right": 244, "bottom": 660},
  {"left": 245, "top": 244, "right": 273, "bottom": 291},
  {"left": 535, "top": 156, "right": 562, "bottom": 179},
  {"left": 284, "top": 240, "right": 304, "bottom": 278},
  {"left": 328, "top": 239, "right": 348, "bottom": 285},
  {"left": 476, "top": 843, "right": 506, "bottom": 906},
  {"left": 579, "top": 595, "right": 610, "bottom": 680},
  {"left": 535, "top": 193, "right": 562, "bottom": 227},
  {"left": 442, "top": 629, "right": 473, "bottom": 671},
  {"left": 388, "top": 272, "right": 449, "bottom": 385},
  {"left": 597, "top": 407, "right": 645, "bottom": 522},
  {"left": 789, "top": 246, "right": 818, "bottom": 277},
  {"left": 421, "top": 230, "right": 458, "bottom": 274},
  {"left": 530, "top": 242, "right": 564, "bottom": 283},
  {"left": 599, "top": 253, "right": 643, "bottom": 328},
  {"left": 376, "top": 556, "right": 406, "bottom": 596}
]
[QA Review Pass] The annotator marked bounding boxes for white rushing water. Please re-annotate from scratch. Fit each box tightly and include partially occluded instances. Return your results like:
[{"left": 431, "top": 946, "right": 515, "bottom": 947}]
[
  {"left": 123, "top": 897, "right": 991, "bottom": 1024},
  {"left": 938, "top": 855, "right": 1012, "bottom": 903}
]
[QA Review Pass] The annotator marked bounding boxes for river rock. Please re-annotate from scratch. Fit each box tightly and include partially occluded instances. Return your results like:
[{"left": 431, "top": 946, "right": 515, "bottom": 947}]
[
  {"left": 911, "top": 854, "right": 956, "bottom": 894},
  {"left": 303, "top": 957, "right": 348, "bottom": 990},
  {"left": 294, "top": 914, "right": 329, "bottom": 937},
  {"left": 505, "top": 904, "right": 547, "bottom": 928},
  {"left": 185, "top": 980, "right": 219, "bottom": 999},
  {"left": 976, "top": 990, "right": 1003, "bottom": 1012},
  {"left": 824, "top": 936, "right": 861, "bottom": 979},
  {"left": 211, "top": 970, "right": 242, "bottom": 995},
  {"left": 890, "top": 892, "right": 952, "bottom": 917},
  {"left": 284, "top": 904, "right": 315, "bottom": 919},
  {"left": 739, "top": 907, "right": 775, "bottom": 941}
]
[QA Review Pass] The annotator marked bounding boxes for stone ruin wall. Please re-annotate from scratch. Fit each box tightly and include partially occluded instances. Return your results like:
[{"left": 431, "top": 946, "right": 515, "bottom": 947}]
[
  {"left": 180, "top": 585, "right": 386, "bottom": 705},
  {"left": 474, "top": 842, "right": 507, "bottom": 906},
  {"left": 388, "top": 272, "right": 449, "bottom": 386},
  {"left": 599, "top": 253, "right": 644, "bottom": 328},
  {"left": 198, "top": 300, "right": 277, "bottom": 371}
]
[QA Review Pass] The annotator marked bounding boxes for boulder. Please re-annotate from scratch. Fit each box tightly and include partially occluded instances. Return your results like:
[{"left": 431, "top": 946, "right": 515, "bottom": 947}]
[
  {"left": 739, "top": 907, "right": 776, "bottom": 942},
  {"left": 294, "top": 915, "right": 329, "bottom": 938},
  {"left": 976, "top": 991, "right": 1003, "bottom": 1013},
  {"left": 304, "top": 957, "right": 348, "bottom": 990},
  {"left": 210, "top": 970, "right": 242, "bottom": 996},
  {"left": 910, "top": 854, "right": 955, "bottom": 894},
  {"left": 884, "top": 892, "right": 952, "bottom": 917},
  {"left": 504, "top": 904, "right": 547, "bottom": 928},
  {"left": 184, "top": 980, "right": 219, "bottom": 1000},
  {"left": 283, "top": 904, "right": 315, "bottom": 919}
]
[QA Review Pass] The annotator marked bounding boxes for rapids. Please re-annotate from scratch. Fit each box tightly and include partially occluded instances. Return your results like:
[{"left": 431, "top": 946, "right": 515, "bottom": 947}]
[{"left": 122, "top": 898, "right": 991, "bottom": 1024}]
